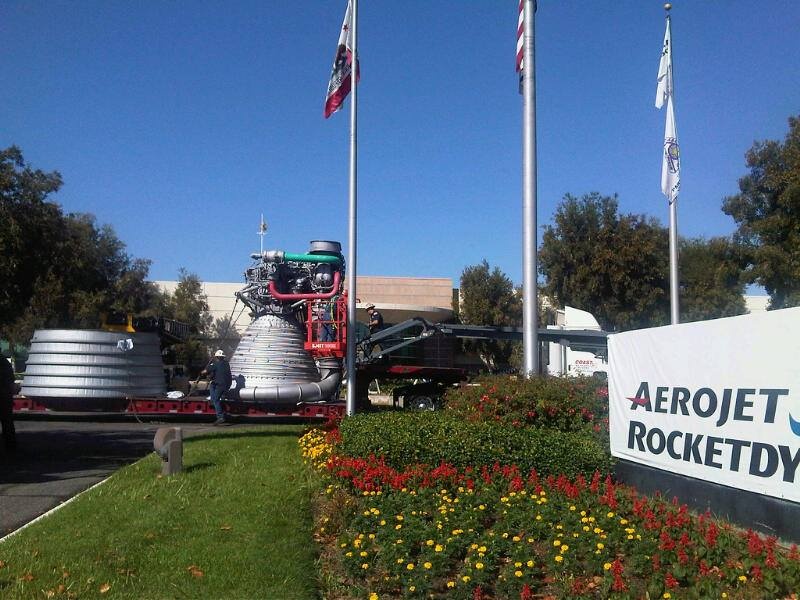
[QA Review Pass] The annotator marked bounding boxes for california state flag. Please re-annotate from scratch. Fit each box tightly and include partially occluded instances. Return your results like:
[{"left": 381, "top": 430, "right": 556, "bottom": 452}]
[{"left": 324, "top": 0, "right": 359, "bottom": 118}]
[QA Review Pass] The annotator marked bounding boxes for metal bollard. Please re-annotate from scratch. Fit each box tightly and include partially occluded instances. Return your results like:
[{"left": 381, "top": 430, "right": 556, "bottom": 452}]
[{"left": 153, "top": 427, "right": 183, "bottom": 475}]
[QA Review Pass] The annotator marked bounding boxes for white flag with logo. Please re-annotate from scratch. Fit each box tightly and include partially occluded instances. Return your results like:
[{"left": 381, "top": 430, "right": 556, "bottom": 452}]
[{"left": 656, "top": 18, "right": 680, "bottom": 201}]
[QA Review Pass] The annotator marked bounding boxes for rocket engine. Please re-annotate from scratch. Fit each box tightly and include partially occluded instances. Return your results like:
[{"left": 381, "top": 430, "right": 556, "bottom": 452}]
[{"left": 226, "top": 240, "right": 346, "bottom": 405}]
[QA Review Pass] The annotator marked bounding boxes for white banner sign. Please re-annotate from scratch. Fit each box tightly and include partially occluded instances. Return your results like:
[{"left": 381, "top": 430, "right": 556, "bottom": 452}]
[{"left": 609, "top": 308, "right": 800, "bottom": 503}]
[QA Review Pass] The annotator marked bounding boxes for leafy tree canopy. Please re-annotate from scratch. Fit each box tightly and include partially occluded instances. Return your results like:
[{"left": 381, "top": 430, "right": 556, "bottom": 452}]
[
  {"left": 679, "top": 237, "right": 748, "bottom": 322},
  {"left": 539, "top": 193, "right": 670, "bottom": 331},
  {"left": 540, "top": 193, "right": 751, "bottom": 330},
  {"left": 458, "top": 260, "right": 522, "bottom": 371},
  {"left": 722, "top": 114, "right": 800, "bottom": 309},
  {"left": 0, "top": 146, "right": 158, "bottom": 348},
  {"left": 160, "top": 270, "right": 213, "bottom": 370}
]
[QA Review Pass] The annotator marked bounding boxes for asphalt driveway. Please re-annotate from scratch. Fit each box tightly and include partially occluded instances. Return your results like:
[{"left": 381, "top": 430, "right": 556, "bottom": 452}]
[{"left": 0, "top": 418, "right": 218, "bottom": 537}]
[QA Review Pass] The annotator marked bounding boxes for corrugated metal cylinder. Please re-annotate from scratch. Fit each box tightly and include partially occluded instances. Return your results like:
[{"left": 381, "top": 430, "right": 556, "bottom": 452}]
[
  {"left": 22, "top": 329, "right": 166, "bottom": 401},
  {"left": 229, "top": 314, "right": 320, "bottom": 387}
]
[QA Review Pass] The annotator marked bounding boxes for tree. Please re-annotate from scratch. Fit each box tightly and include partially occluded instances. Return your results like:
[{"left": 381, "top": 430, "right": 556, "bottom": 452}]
[
  {"left": 722, "top": 115, "right": 800, "bottom": 309},
  {"left": 539, "top": 193, "right": 670, "bottom": 331},
  {"left": 0, "top": 146, "right": 160, "bottom": 350},
  {"left": 161, "top": 270, "right": 213, "bottom": 371},
  {"left": 210, "top": 316, "right": 241, "bottom": 359},
  {"left": 458, "top": 260, "right": 522, "bottom": 371},
  {"left": 0, "top": 146, "right": 64, "bottom": 329},
  {"left": 679, "top": 237, "right": 748, "bottom": 322}
]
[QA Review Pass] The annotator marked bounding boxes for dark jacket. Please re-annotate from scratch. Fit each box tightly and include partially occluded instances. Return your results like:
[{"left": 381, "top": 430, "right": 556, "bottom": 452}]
[
  {"left": 0, "top": 357, "right": 13, "bottom": 401},
  {"left": 207, "top": 358, "right": 232, "bottom": 389}
]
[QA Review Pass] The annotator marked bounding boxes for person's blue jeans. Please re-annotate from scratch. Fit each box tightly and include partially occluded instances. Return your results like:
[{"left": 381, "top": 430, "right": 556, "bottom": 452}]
[
  {"left": 210, "top": 384, "right": 226, "bottom": 419},
  {"left": 320, "top": 324, "right": 335, "bottom": 342}
]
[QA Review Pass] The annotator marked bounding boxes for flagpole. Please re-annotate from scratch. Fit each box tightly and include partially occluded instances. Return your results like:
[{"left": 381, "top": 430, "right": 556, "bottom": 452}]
[
  {"left": 522, "top": 0, "right": 539, "bottom": 375},
  {"left": 345, "top": 0, "right": 359, "bottom": 416},
  {"left": 665, "top": 7, "right": 679, "bottom": 325}
]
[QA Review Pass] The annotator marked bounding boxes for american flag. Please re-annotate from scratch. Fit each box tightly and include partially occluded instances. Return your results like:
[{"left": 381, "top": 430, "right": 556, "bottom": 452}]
[{"left": 516, "top": 0, "right": 524, "bottom": 73}]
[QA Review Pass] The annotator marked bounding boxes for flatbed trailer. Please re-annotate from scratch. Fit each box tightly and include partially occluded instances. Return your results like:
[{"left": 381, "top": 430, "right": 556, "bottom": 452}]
[
  {"left": 11, "top": 317, "right": 606, "bottom": 419},
  {"left": 11, "top": 394, "right": 345, "bottom": 420}
]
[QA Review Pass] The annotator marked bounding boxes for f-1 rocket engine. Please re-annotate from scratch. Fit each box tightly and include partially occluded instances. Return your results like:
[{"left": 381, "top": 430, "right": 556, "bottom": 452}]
[{"left": 227, "top": 240, "right": 346, "bottom": 405}]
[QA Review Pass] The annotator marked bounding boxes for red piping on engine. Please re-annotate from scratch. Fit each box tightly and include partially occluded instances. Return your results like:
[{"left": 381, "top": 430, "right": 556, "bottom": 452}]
[{"left": 267, "top": 271, "right": 341, "bottom": 300}]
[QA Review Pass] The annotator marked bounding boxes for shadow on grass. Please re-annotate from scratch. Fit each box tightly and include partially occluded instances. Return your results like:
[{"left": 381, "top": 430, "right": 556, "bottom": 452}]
[
  {"left": 183, "top": 427, "right": 306, "bottom": 445},
  {"left": 182, "top": 461, "right": 215, "bottom": 473}
]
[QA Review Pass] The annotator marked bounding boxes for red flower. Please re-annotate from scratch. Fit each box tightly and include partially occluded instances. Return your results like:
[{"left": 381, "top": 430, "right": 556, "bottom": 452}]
[
  {"left": 611, "top": 559, "right": 626, "bottom": 592},
  {"left": 705, "top": 522, "right": 718, "bottom": 548},
  {"left": 665, "top": 572, "right": 679, "bottom": 589},
  {"left": 520, "top": 584, "right": 532, "bottom": 600},
  {"left": 750, "top": 564, "right": 764, "bottom": 583}
]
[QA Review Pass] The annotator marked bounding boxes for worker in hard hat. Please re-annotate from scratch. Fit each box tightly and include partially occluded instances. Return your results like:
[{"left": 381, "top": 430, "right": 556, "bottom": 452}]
[
  {"left": 201, "top": 350, "right": 232, "bottom": 425},
  {"left": 366, "top": 304, "right": 384, "bottom": 335}
]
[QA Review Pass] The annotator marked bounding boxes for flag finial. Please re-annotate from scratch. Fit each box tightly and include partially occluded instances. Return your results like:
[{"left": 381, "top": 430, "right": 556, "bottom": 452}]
[{"left": 664, "top": 3, "right": 672, "bottom": 11}]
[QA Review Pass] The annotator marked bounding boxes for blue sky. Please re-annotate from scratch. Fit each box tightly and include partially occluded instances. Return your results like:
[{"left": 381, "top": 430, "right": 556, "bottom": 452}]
[{"left": 2, "top": 1, "right": 798, "bottom": 288}]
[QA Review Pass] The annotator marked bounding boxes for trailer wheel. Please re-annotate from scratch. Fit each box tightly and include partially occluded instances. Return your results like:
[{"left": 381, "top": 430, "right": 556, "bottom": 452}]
[{"left": 407, "top": 394, "right": 438, "bottom": 411}]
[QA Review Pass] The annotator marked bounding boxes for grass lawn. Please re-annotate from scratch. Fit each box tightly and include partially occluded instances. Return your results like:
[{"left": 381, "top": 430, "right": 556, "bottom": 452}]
[{"left": 0, "top": 425, "right": 320, "bottom": 599}]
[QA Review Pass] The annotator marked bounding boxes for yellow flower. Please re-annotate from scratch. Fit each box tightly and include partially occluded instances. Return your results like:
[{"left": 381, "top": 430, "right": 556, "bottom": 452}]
[
  {"left": 426, "top": 539, "right": 435, "bottom": 546},
  {"left": 560, "top": 545, "right": 569, "bottom": 553},
  {"left": 475, "top": 562, "right": 484, "bottom": 570},
  {"left": 738, "top": 575, "right": 747, "bottom": 582},
  {"left": 406, "top": 563, "right": 415, "bottom": 571},
  {"left": 554, "top": 555, "right": 564, "bottom": 563},
  {"left": 360, "top": 551, "right": 368, "bottom": 557},
  {"left": 535, "top": 515, "right": 543, "bottom": 521},
  {"left": 514, "top": 570, "right": 523, "bottom": 577},
  {"left": 553, "top": 540, "right": 561, "bottom": 547},
  {"left": 435, "top": 544, "right": 444, "bottom": 552},
  {"left": 526, "top": 560, "right": 534, "bottom": 567},
  {"left": 462, "top": 576, "right": 471, "bottom": 583},
  {"left": 396, "top": 558, "right": 403, "bottom": 564},
  {"left": 423, "top": 562, "right": 432, "bottom": 569},
  {"left": 569, "top": 505, "right": 576, "bottom": 511},
  {"left": 409, "top": 586, "right": 416, "bottom": 592},
  {"left": 478, "top": 545, "right": 487, "bottom": 553},
  {"left": 663, "top": 594, "right": 671, "bottom": 599},
  {"left": 603, "top": 563, "right": 612, "bottom": 571},
  {"left": 447, "top": 581, "right": 455, "bottom": 588},
  {"left": 369, "top": 594, "right": 379, "bottom": 600},
  {"left": 596, "top": 543, "right": 604, "bottom": 550},
  {"left": 607, "top": 512, "right": 615, "bottom": 518},
  {"left": 514, "top": 562, "right": 522, "bottom": 568},
  {"left": 361, "top": 563, "right": 369, "bottom": 570}
]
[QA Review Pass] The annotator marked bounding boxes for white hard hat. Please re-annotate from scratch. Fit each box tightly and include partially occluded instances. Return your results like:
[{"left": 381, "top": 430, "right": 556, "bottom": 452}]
[{"left": 214, "top": 350, "right": 225, "bottom": 358}]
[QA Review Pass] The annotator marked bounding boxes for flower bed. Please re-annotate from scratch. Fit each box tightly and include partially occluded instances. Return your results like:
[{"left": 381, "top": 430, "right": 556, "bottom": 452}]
[
  {"left": 301, "top": 428, "right": 800, "bottom": 599},
  {"left": 443, "top": 375, "right": 608, "bottom": 436},
  {"left": 336, "top": 411, "right": 613, "bottom": 479}
]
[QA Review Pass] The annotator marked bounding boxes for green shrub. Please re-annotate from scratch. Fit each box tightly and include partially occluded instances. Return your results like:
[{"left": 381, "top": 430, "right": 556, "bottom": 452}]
[
  {"left": 337, "top": 411, "right": 613, "bottom": 479},
  {"left": 443, "top": 374, "right": 608, "bottom": 434}
]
